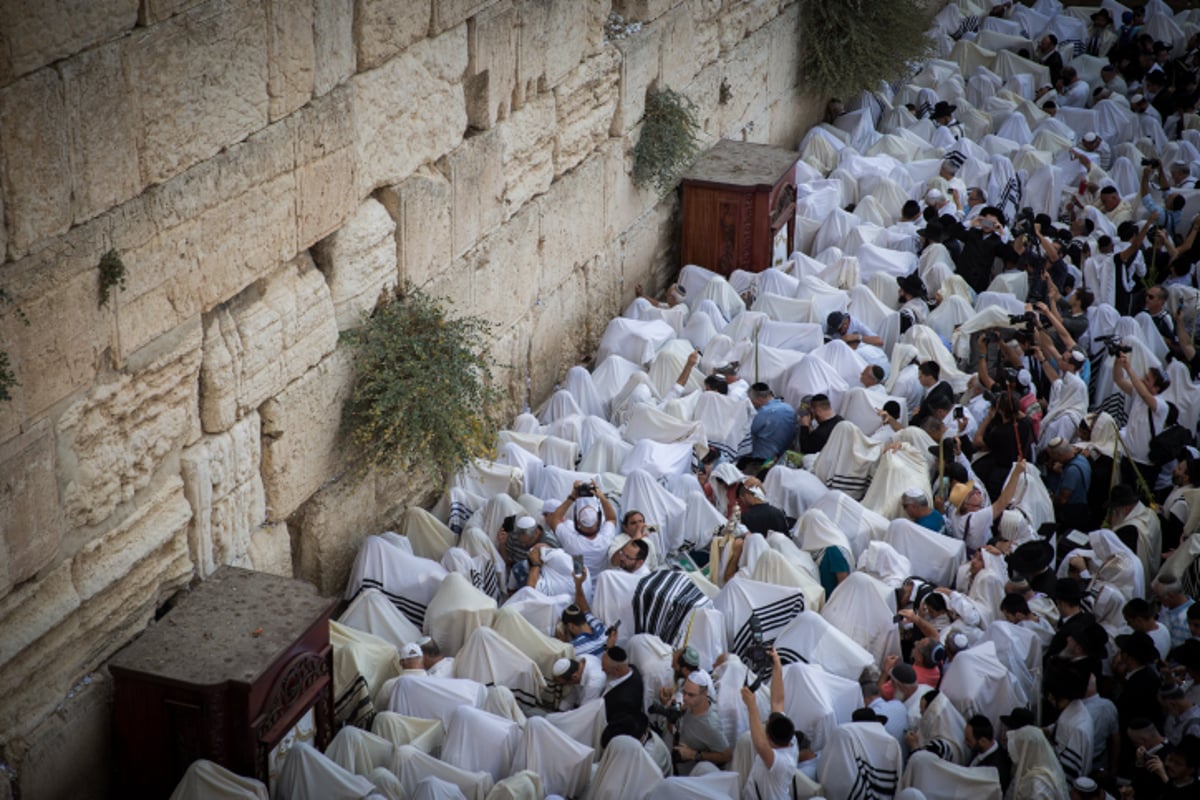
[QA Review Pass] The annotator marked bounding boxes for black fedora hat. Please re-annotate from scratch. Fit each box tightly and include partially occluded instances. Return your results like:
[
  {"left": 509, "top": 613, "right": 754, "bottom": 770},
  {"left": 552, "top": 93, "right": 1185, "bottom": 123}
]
[
  {"left": 1007, "top": 539, "right": 1054, "bottom": 576},
  {"left": 931, "top": 101, "right": 957, "bottom": 118}
]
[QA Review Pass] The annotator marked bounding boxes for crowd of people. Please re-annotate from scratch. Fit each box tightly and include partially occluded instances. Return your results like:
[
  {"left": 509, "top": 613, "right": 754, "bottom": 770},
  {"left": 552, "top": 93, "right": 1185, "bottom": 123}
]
[{"left": 168, "top": 2, "right": 1200, "bottom": 800}]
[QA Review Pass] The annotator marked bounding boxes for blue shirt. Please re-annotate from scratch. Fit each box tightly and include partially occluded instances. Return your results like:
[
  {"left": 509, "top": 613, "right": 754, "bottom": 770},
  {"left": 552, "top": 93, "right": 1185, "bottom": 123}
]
[
  {"left": 750, "top": 398, "right": 797, "bottom": 460},
  {"left": 915, "top": 509, "right": 945, "bottom": 534},
  {"left": 1050, "top": 455, "right": 1091, "bottom": 504},
  {"left": 1141, "top": 193, "right": 1181, "bottom": 240},
  {"left": 570, "top": 612, "right": 608, "bottom": 657}
]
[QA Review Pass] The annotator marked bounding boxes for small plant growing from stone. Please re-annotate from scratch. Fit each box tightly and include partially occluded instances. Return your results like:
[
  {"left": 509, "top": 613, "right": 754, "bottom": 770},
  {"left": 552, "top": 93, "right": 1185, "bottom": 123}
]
[
  {"left": 341, "top": 284, "right": 503, "bottom": 483},
  {"left": 0, "top": 288, "right": 27, "bottom": 403},
  {"left": 633, "top": 86, "right": 701, "bottom": 195},
  {"left": 798, "top": 0, "right": 936, "bottom": 98},
  {"left": 98, "top": 249, "right": 127, "bottom": 307}
]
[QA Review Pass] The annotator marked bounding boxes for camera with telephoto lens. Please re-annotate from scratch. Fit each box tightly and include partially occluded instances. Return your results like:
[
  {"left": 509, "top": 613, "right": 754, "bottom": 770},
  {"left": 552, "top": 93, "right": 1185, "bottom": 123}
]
[
  {"left": 1143, "top": 158, "right": 1162, "bottom": 169},
  {"left": 1011, "top": 206, "right": 1037, "bottom": 238},
  {"left": 1097, "top": 335, "right": 1133, "bottom": 357},
  {"left": 576, "top": 482, "right": 595, "bottom": 498},
  {"left": 649, "top": 701, "right": 684, "bottom": 725},
  {"left": 743, "top": 614, "right": 772, "bottom": 692}
]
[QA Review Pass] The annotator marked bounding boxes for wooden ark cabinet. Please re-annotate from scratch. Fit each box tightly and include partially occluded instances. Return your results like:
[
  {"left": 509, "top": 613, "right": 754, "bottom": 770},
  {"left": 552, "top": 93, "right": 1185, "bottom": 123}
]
[
  {"left": 679, "top": 139, "right": 798, "bottom": 277},
  {"left": 109, "top": 567, "right": 337, "bottom": 798}
]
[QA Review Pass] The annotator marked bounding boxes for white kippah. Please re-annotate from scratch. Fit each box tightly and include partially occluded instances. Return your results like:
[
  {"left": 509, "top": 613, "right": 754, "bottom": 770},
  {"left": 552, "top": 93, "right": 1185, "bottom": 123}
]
[
  {"left": 401, "top": 642, "right": 422, "bottom": 660},
  {"left": 688, "top": 669, "right": 713, "bottom": 689},
  {"left": 552, "top": 658, "right": 574, "bottom": 678},
  {"left": 925, "top": 188, "right": 945, "bottom": 202},
  {"left": 1082, "top": 131, "right": 1098, "bottom": 144},
  {"left": 577, "top": 504, "right": 600, "bottom": 527},
  {"left": 903, "top": 488, "right": 925, "bottom": 500},
  {"left": 951, "top": 632, "right": 969, "bottom": 650},
  {"left": 515, "top": 515, "right": 536, "bottom": 530}
]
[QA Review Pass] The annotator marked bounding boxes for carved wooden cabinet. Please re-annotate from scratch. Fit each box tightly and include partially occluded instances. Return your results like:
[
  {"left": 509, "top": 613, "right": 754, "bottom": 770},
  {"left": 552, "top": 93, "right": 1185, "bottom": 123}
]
[
  {"left": 679, "top": 139, "right": 798, "bottom": 277},
  {"left": 109, "top": 566, "right": 337, "bottom": 798}
]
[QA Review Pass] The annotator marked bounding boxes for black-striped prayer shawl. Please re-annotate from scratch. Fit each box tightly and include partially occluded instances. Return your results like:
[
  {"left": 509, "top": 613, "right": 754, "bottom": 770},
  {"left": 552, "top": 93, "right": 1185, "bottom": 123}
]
[{"left": 632, "top": 570, "right": 707, "bottom": 645}]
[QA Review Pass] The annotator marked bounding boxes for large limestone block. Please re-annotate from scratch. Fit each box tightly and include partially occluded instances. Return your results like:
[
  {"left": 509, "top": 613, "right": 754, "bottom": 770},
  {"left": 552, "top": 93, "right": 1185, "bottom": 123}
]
[
  {"left": 181, "top": 413, "right": 267, "bottom": 575},
  {"left": 16, "top": 671, "right": 111, "bottom": 800},
  {"left": 354, "top": 0, "right": 431, "bottom": 70},
  {"left": 313, "top": 0, "right": 355, "bottom": 95},
  {"left": 584, "top": 250, "right": 624, "bottom": 348},
  {"left": 118, "top": 170, "right": 299, "bottom": 357},
  {"left": 465, "top": 0, "right": 518, "bottom": 130},
  {"left": 432, "top": 0, "right": 497, "bottom": 34},
  {"left": 718, "top": 0, "right": 782, "bottom": 54},
  {"left": 0, "top": 421, "right": 65, "bottom": 601},
  {"left": 379, "top": 167, "right": 453, "bottom": 289},
  {"left": 128, "top": 0, "right": 269, "bottom": 186},
  {"left": 266, "top": 0, "right": 315, "bottom": 120},
  {"left": 553, "top": 48, "right": 620, "bottom": 176},
  {"left": 612, "top": 0, "right": 685, "bottom": 23},
  {"left": 766, "top": 2, "right": 801, "bottom": 100},
  {"left": 311, "top": 198, "right": 398, "bottom": 331},
  {"left": 61, "top": 40, "right": 141, "bottom": 227},
  {"left": 538, "top": 153, "right": 609, "bottom": 282},
  {"left": 354, "top": 26, "right": 468, "bottom": 193},
  {"left": 659, "top": 2, "right": 715, "bottom": 90},
  {"left": 292, "top": 470, "right": 379, "bottom": 594},
  {"left": 601, "top": 138, "right": 658, "bottom": 241},
  {"left": 0, "top": 0, "right": 137, "bottom": 80},
  {"left": 468, "top": 203, "right": 541, "bottom": 326},
  {"left": 439, "top": 128, "right": 504, "bottom": 260},
  {"left": 0, "top": 482, "right": 192, "bottom": 742},
  {"left": 296, "top": 82, "right": 359, "bottom": 249},
  {"left": 542, "top": 0, "right": 591, "bottom": 88},
  {"left": 141, "top": 0, "right": 206, "bottom": 25},
  {"left": 199, "top": 253, "right": 338, "bottom": 432},
  {"left": 57, "top": 320, "right": 202, "bottom": 529},
  {"left": 610, "top": 23, "right": 663, "bottom": 136},
  {"left": 527, "top": 268, "right": 592, "bottom": 402},
  {"left": 0, "top": 67, "right": 72, "bottom": 257},
  {"left": 620, "top": 198, "right": 677, "bottom": 293},
  {"left": 0, "top": 561, "right": 79, "bottom": 671},
  {"left": 497, "top": 91, "right": 556, "bottom": 218},
  {"left": 248, "top": 522, "right": 293, "bottom": 577},
  {"left": 260, "top": 349, "right": 355, "bottom": 522}
]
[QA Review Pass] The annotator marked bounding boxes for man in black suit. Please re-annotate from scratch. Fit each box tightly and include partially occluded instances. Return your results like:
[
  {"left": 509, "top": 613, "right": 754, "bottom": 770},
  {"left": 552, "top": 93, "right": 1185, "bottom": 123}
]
[
  {"left": 966, "top": 714, "right": 1013, "bottom": 794},
  {"left": 601, "top": 646, "right": 645, "bottom": 724},
  {"left": 911, "top": 361, "right": 953, "bottom": 428},
  {"left": 1046, "top": 577, "right": 1096, "bottom": 661},
  {"left": 1114, "top": 633, "right": 1166, "bottom": 775}
]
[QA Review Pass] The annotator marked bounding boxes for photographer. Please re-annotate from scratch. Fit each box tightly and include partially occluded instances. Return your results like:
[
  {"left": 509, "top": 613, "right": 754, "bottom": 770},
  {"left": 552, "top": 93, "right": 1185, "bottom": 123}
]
[
  {"left": 548, "top": 479, "right": 618, "bottom": 579},
  {"left": 741, "top": 647, "right": 801, "bottom": 799},
  {"left": 1113, "top": 352, "right": 1170, "bottom": 488},
  {"left": 972, "top": 391, "right": 1034, "bottom": 497},
  {"left": 663, "top": 671, "right": 732, "bottom": 775},
  {"left": 1141, "top": 163, "right": 1187, "bottom": 241},
  {"left": 954, "top": 206, "right": 1008, "bottom": 293}
]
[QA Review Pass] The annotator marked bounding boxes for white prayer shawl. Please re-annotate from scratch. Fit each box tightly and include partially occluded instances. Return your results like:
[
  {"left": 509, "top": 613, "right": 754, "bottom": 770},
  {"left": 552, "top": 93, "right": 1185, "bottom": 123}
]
[
  {"left": 777, "top": 661, "right": 863, "bottom": 752},
  {"left": 698, "top": 275, "right": 747, "bottom": 322},
  {"left": 388, "top": 675, "right": 487, "bottom": 726},
  {"left": 692, "top": 392, "right": 754, "bottom": 463},
  {"left": 858, "top": 540, "right": 914, "bottom": 589},
  {"left": 761, "top": 465, "right": 828, "bottom": 521},
  {"left": 917, "top": 691, "right": 970, "bottom": 765},
  {"left": 425, "top": 572, "right": 497, "bottom": 654},
  {"left": 930, "top": 295, "right": 975, "bottom": 349},
  {"left": 411, "top": 776, "right": 467, "bottom": 800},
  {"left": 339, "top": 587, "right": 424, "bottom": 652},
  {"left": 626, "top": 632, "right": 676, "bottom": 714},
  {"left": 1114, "top": 501, "right": 1162, "bottom": 589},
  {"left": 539, "top": 389, "right": 582, "bottom": 424},
  {"left": 772, "top": 609, "right": 875, "bottom": 681},
  {"left": 886, "top": 342, "right": 921, "bottom": 391},
  {"left": 779, "top": 355, "right": 850, "bottom": 412},
  {"left": 812, "top": 421, "right": 882, "bottom": 500},
  {"left": 1038, "top": 372, "right": 1088, "bottom": 451},
  {"left": 905, "top": 324, "right": 971, "bottom": 392},
  {"left": 169, "top": 760, "right": 268, "bottom": 800},
  {"left": 857, "top": 242, "right": 921, "bottom": 280},
  {"left": 346, "top": 536, "right": 448, "bottom": 629},
  {"left": 585, "top": 735, "right": 664, "bottom": 800},
  {"left": 579, "top": 432, "right": 634, "bottom": 476},
  {"left": 648, "top": 774, "right": 741, "bottom": 800},
  {"left": 713, "top": 577, "right": 808, "bottom": 662},
  {"left": 491, "top": 604, "right": 573, "bottom": 675},
  {"left": 979, "top": 621, "right": 1040, "bottom": 708},
  {"left": 371, "top": 712, "right": 444, "bottom": 755},
  {"left": 751, "top": 550, "right": 827, "bottom": 608},
  {"left": 441, "top": 706, "right": 522, "bottom": 783},
  {"left": 901, "top": 750, "right": 1003, "bottom": 800},
  {"left": 884, "top": 518, "right": 967, "bottom": 596},
  {"left": 621, "top": 439, "right": 693, "bottom": 481},
  {"left": 325, "top": 726, "right": 399, "bottom": 777},
  {"left": 795, "top": 508, "right": 858, "bottom": 572},
  {"left": 488, "top": 772, "right": 543, "bottom": 800},
  {"left": 756, "top": 266, "right": 801, "bottom": 298},
  {"left": 497, "top": 442, "right": 544, "bottom": 496},
  {"left": 753, "top": 291, "right": 816, "bottom": 324},
  {"left": 591, "top": 568, "right": 642, "bottom": 642},
  {"left": 330, "top": 621, "right": 400, "bottom": 727},
  {"left": 679, "top": 490, "right": 728, "bottom": 552},
  {"left": 514, "top": 716, "right": 594, "bottom": 799},
  {"left": 820, "top": 572, "right": 902, "bottom": 666},
  {"left": 273, "top": 742, "right": 378, "bottom": 800},
  {"left": 940, "top": 641, "right": 1028, "bottom": 732},
  {"left": 454, "top": 625, "right": 546, "bottom": 709},
  {"left": 624, "top": 404, "right": 706, "bottom": 449},
  {"left": 862, "top": 441, "right": 933, "bottom": 520},
  {"left": 1006, "top": 461, "right": 1056, "bottom": 533},
  {"left": 811, "top": 490, "right": 889, "bottom": 554},
  {"left": 619, "top": 468, "right": 688, "bottom": 552},
  {"left": 592, "top": 355, "right": 647, "bottom": 412},
  {"left": 392, "top": 745, "right": 494, "bottom": 800},
  {"left": 597, "top": 317, "right": 676, "bottom": 367},
  {"left": 453, "top": 460, "right": 525, "bottom": 509},
  {"left": 1007, "top": 725, "right": 1070, "bottom": 800},
  {"left": 1088, "top": 528, "right": 1146, "bottom": 600},
  {"left": 650, "top": 339, "right": 708, "bottom": 399},
  {"left": 818, "top": 722, "right": 904, "bottom": 800},
  {"left": 564, "top": 365, "right": 606, "bottom": 419},
  {"left": 442, "top": 545, "right": 502, "bottom": 601},
  {"left": 755, "top": 319, "right": 826, "bottom": 353},
  {"left": 973, "top": 290, "right": 1025, "bottom": 316},
  {"left": 729, "top": 340, "right": 807, "bottom": 391},
  {"left": 765, "top": 532, "right": 824, "bottom": 584},
  {"left": 684, "top": 310, "right": 720, "bottom": 352},
  {"left": 676, "top": 265, "right": 723, "bottom": 309}
]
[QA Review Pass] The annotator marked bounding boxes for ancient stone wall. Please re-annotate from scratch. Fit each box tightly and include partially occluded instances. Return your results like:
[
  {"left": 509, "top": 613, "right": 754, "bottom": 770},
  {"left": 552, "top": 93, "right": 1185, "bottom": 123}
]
[{"left": 0, "top": 1, "right": 817, "bottom": 793}]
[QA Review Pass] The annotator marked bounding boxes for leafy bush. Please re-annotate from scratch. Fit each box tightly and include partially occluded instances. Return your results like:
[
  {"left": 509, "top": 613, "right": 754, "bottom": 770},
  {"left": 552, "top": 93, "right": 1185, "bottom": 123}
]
[
  {"left": 799, "top": 0, "right": 937, "bottom": 99},
  {"left": 99, "top": 249, "right": 127, "bottom": 307},
  {"left": 632, "top": 86, "right": 701, "bottom": 194},
  {"left": 340, "top": 285, "right": 503, "bottom": 482}
]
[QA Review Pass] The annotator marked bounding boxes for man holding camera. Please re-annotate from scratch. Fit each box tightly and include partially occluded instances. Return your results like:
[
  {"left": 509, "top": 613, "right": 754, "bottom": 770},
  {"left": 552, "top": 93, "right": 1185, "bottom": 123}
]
[
  {"left": 548, "top": 479, "right": 618, "bottom": 579},
  {"left": 1114, "top": 352, "right": 1170, "bottom": 488},
  {"left": 741, "top": 648, "right": 801, "bottom": 799},
  {"left": 663, "top": 670, "right": 732, "bottom": 775}
]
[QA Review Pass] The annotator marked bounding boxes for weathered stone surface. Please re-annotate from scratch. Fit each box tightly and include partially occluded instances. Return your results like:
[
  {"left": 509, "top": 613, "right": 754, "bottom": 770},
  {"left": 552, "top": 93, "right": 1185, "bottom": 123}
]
[
  {"left": 266, "top": 0, "right": 315, "bottom": 121},
  {"left": 538, "top": 153, "right": 609, "bottom": 281},
  {"left": 660, "top": 2, "right": 715, "bottom": 90},
  {"left": 718, "top": 0, "right": 782, "bottom": 53},
  {"left": 247, "top": 522, "right": 293, "bottom": 577},
  {"left": 139, "top": 0, "right": 203, "bottom": 25},
  {"left": 295, "top": 85, "right": 359, "bottom": 249},
  {"left": 612, "top": 0, "right": 684, "bottom": 23},
  {"left": 353, "top": 0, "right": 430, "bottom": 70},
  {"left": 602, "top": 138, "right": 658, "bottom": 242},
  {"left": 180, "top": 414, "right": 266, "bottom": 576},
  {"left": 527, "top": 266, "right": 591, "bottom": 402},
  {"left": 57, "top": 320, "right": 202, "bottom": 529},
  {"left": 468, "top": 203, "right": 541, "bottom": 327},
  {"left": 543, "top": 0, "right": 591, "bottom": 88},
  {"left": 465, "top": 0, "right": 518, "bottom": 130},
  {"left": 199, "top": 254, "right": 338, "bottom": 432},
  {"left": 0, "top": 67, "right": 72, "bottom": 257},
  {"left": 610, "top": 25, "right": 662, "bottom": 136},
  {"left": 0, "top": 0, "right": 137, "bottom": 80},
  {"left": 0, "top": 561, "right": 79, "bottom": 672},
  {"left": 432, "top": 0, "right": 497, "bottom": 34},
  {"left": 129, "top": 0, "right": 269, "bottom": 186},
  {"left": 553, "top": 48, "right": 620, "bottom": 176},
  {"left": 311, "top": 198, "right": 398, "bottom": 331},
  {"left": 292, "top": 469, "right": 379, "bottom": 594},
  {"left": 497, "top": 91, "right": 556, "bottom": 218},
  {"left": 767, "top": 1, "right": 801, "bottom": 100},
  {"left": 354, "top": 26, "right": 469, "bottom": 193},
  {"left": 440, "top": 128, "right": 505, "bottom": 260},
  {"left": 380, "top": 167, "right": 453, "bottom": 289},
  {"left": 313, "top": 0, "right": 356, "bottom": 95},
  {"left": 61, "top": 40, "right": 141, "bottom": 227},
  {"left": 16, "top": 671, "right": 111, "bottom": 800},
  {"left": 260, "top": 349, "right": 355, "bottom": 522},
  {"left": 0, "top": 421, "right": 64, "bottom": 601}
]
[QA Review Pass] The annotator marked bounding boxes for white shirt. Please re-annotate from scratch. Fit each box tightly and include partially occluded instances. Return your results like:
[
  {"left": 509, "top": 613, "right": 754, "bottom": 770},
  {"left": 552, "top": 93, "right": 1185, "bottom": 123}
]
[
  {"left": 556, "top": 518, "right": 618, "bottom": 578},
  {"left": 869, "top": 696, "right": 909, "bottom": 744},
  {"left": 1060, "top": 79, "right": 1091, "bottom": 109},
  {"left": 743, "top": 740, "right": 798, "bottom": 800},
  {"left": 1120, "top": 392, "right": 1168, "bottom": 464}
]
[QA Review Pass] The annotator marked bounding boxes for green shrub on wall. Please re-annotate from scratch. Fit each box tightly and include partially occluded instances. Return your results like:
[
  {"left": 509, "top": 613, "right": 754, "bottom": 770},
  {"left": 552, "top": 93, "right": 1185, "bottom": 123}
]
[
  {"left": 340, "top": 285, "right": 503, "bottom": 483},
  {"left": 799, "top": 0, "right": 937, "bottom": 99},
  {"left": 0, "top": 288, "right": 27, "bottom": 403},
  {"left": 632, "top": 86, "right": 701, "bottom": 194}
]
